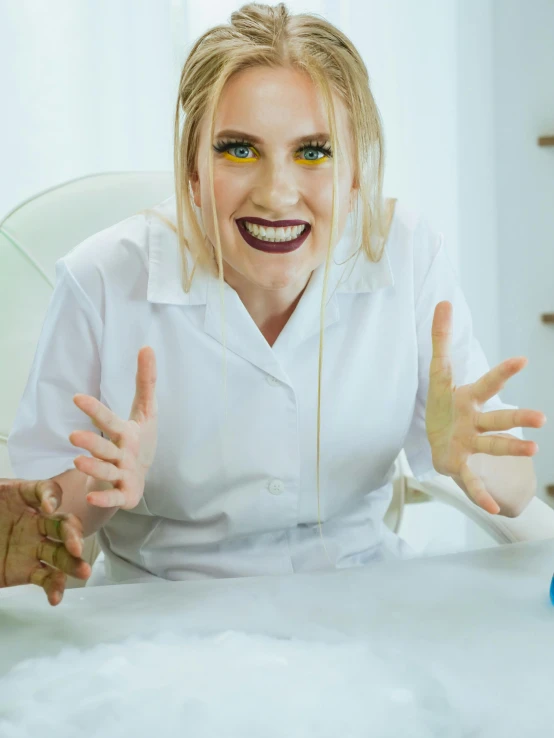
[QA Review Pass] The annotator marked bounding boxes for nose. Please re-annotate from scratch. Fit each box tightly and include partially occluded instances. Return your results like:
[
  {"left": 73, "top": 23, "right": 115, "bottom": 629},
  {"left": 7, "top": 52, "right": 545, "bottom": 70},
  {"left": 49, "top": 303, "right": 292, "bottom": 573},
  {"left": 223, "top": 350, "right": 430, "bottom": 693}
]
[{"left": 249, "top": 158, "right": 300, "bottom": 214}]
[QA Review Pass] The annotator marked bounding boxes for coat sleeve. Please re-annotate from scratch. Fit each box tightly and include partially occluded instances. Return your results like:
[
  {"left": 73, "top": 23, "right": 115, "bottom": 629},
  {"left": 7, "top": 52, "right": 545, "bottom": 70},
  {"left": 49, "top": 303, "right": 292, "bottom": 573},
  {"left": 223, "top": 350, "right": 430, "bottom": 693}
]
[
  {"left": 403, "top": 221, "right": 523, "bottom": 481},
  {"left": 7, "top": 259, "right": 104, "bottom": 481}
]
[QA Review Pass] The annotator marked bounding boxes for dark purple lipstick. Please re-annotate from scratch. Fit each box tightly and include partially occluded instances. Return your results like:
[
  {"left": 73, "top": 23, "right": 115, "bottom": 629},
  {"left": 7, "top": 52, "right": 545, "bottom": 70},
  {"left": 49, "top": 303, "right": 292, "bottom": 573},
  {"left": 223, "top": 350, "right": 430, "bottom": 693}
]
[{"left": 236, "top": 217, "right": 311, "bottom": 254}]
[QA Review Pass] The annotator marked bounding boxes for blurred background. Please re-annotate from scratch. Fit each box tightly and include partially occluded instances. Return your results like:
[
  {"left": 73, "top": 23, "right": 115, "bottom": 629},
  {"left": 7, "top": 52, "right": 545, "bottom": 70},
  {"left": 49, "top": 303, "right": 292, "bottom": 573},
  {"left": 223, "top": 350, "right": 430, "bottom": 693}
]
[{"left": 1, "top": 0, "right": 553, "bottom": 554}]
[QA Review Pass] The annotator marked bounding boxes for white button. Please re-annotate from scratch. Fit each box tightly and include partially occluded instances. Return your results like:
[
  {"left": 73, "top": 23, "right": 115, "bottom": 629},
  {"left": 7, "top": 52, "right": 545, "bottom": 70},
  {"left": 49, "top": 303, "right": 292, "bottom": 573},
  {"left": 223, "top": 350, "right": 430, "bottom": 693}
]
[
  {"left": 268, "top": 479, "right": 285, "bottom": 495},
  {"left": 266, "top": 374, "right": 281, "bottom": 386}
]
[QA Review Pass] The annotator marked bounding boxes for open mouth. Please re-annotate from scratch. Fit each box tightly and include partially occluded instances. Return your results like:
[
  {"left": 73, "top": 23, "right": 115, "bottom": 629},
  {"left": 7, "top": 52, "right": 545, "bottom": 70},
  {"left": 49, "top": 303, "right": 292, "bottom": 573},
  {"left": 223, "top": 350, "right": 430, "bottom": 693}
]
[{"left": 236, "top": 218, "right": 311, "bottom": 254}]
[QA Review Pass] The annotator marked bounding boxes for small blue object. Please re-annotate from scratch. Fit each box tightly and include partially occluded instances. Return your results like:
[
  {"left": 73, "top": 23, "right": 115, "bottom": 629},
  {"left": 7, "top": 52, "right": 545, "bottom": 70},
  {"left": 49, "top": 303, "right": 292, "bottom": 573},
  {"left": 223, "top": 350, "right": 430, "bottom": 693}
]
[{"left": 551, "top": 575, "right": 554, "bottom": 605}]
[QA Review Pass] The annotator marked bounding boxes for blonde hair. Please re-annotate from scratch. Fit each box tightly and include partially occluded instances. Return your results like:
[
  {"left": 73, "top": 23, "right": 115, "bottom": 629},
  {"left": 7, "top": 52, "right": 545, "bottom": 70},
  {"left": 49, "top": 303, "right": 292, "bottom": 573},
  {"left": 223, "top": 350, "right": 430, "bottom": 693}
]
[{"left": 170, "top": 2, "right": 388, "bottom": 553}]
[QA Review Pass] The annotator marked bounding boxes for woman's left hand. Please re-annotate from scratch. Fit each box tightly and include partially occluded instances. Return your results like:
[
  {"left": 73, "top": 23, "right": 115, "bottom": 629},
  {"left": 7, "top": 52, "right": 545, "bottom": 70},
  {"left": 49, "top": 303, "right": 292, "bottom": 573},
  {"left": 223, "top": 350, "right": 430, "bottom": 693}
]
[{"left": 425, "top": 301, "right": 546, "bottom": 514}]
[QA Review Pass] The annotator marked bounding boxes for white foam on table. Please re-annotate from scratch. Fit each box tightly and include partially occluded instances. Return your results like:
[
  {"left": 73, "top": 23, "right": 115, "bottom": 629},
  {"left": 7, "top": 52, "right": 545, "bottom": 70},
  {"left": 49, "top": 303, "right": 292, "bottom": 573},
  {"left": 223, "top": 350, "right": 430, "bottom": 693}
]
[{"left": 0, "top": 629, "right": 468, "bottom": 738}]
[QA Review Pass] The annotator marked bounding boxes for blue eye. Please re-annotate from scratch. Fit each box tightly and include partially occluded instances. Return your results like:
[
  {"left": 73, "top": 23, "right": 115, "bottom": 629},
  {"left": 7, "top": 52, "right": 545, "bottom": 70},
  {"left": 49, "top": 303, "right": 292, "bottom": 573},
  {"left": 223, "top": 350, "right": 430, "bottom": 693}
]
[
  {"left": 300, "top": 147, "right": 325, "bottom": 160},
  {"left": 213, "top": 140, "right": 257, "bottom": 160},
  {"left": 229, "top": 145, "right": 253, "bottom": 158},
  {"left": 213, "top": 139, "right": 333, "bottom": 161}
]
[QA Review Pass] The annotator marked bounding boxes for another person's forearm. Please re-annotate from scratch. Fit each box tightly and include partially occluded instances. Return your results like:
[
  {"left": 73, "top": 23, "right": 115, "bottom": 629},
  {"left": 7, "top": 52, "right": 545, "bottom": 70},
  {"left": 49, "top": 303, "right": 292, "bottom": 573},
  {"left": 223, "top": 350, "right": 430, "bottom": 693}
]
[
  {"left": 51, "top": 468, "right": 120, "bottom": 537},
  {"left": 452, "top": 434, "right": 537, "bottom": 517}
]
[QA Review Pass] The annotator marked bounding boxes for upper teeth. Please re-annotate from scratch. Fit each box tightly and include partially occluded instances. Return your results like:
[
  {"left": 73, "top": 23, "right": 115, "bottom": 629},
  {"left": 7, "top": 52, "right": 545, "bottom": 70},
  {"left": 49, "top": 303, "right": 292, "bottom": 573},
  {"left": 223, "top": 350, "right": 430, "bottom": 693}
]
[{"left": 244, "top": 221, "right": 307, "bottom": 242}]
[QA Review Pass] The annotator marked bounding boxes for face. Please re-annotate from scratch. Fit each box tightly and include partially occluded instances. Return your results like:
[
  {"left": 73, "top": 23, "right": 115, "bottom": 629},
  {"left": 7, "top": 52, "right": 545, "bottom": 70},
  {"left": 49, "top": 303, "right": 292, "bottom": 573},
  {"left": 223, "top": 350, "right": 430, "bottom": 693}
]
[{"left": 191, "top": 65, "right": 357, "bottom": 295}]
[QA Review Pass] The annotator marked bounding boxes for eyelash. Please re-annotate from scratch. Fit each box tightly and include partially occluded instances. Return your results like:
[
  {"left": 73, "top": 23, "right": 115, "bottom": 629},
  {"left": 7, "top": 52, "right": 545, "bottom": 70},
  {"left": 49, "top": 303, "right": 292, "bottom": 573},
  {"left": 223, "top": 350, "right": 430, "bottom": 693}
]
[{"left": 212, "top": 139, "right": 333, "bottom": 160}]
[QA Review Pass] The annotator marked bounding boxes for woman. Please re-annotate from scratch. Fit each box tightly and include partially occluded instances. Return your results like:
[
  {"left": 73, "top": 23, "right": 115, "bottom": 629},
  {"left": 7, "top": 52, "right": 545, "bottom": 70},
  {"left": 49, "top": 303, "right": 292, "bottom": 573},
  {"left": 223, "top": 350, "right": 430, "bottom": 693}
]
[{"left": 1, "top": 3, "right": 545, "bottom": 606}]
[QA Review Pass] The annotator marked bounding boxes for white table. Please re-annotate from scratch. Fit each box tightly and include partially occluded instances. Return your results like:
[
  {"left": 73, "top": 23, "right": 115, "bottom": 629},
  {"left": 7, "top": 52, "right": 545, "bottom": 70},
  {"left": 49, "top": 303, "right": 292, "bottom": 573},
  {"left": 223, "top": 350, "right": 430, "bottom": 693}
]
[{"left": 1, "top": 539, "right": 554, "bottom": 734}]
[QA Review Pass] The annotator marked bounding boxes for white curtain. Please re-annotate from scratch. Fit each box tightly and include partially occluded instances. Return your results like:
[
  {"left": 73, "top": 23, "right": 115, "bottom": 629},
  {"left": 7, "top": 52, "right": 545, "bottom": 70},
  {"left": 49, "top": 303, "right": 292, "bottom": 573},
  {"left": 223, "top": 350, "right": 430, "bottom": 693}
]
[{"left": 0, "top": 0, "right": 178, "bottom": 218}]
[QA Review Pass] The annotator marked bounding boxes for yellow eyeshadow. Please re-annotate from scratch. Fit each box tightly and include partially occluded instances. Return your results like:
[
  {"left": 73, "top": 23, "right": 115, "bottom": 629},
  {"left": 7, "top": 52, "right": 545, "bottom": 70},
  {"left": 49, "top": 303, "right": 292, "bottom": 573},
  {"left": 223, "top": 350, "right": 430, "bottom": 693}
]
[
  {"left": 222, "top": 151, "right": 258, "bottom": 163},
  {"left": 294, "top": 156, "right": 328, "bottom": 166}
]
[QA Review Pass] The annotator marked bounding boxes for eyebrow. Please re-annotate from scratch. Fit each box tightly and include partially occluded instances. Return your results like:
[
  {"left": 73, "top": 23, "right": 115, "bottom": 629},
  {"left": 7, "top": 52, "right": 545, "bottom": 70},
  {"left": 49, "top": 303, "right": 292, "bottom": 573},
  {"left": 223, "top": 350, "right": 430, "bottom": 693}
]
[{"left": 214, "top": 129, "right": 331, "bottom": 145}]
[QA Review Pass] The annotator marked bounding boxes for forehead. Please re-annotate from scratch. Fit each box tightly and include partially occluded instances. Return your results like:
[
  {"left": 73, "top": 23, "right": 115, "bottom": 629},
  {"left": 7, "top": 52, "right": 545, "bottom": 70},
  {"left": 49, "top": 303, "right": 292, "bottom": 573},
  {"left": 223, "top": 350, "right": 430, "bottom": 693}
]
[{"left": 209, "top": 65, "right": 350, "bottom": 144}]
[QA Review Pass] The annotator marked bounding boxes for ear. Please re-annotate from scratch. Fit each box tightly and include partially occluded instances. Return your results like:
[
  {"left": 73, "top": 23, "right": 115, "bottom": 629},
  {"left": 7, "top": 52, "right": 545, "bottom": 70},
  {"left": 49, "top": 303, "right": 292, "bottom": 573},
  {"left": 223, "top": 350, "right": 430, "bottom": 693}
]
[{"left": 190, "top": 171, "right": 201, "bottom": 208}]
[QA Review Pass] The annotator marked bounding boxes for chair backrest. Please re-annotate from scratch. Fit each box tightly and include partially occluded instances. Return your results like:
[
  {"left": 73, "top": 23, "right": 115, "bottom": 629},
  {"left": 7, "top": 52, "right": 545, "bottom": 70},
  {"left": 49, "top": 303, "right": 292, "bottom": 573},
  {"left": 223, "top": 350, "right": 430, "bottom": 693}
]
[{"left": 0, "top": 172, "right": 174, "bottom": 478}]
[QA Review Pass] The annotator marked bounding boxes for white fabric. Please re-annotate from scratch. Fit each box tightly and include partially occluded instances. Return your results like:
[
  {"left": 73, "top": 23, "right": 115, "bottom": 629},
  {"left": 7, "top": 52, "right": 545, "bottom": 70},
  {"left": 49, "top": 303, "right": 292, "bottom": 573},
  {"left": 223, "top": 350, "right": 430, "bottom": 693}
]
[{"left": 7, "top": 197, "right": 523, "bottom": 585}]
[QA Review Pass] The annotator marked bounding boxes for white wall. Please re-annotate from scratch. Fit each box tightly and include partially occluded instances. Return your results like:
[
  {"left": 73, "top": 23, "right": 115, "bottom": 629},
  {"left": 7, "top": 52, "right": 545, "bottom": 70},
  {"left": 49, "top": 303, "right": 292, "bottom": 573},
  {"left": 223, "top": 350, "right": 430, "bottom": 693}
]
[
  {"left": 456, "top": 0, "right": 500, "bottom": 366},
  {"left": 348, "top": 0, "right": 460, "bottom": 267},
  {"left": 493, "top": 0, "right": 554, "bottom": 502},
  {"left": 348, "top": 0, "right": 507, "bottom": 370},
  {"left": 0, "top": 0, "right": 176, "bottom": 219}
]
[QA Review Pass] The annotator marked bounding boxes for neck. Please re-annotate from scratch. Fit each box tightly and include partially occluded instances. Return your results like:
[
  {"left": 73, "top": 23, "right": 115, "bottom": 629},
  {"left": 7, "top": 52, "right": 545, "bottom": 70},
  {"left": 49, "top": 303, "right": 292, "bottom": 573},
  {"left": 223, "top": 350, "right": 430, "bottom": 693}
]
[{"left": 224, "top": 266, "right": 310, "bottom": 346}]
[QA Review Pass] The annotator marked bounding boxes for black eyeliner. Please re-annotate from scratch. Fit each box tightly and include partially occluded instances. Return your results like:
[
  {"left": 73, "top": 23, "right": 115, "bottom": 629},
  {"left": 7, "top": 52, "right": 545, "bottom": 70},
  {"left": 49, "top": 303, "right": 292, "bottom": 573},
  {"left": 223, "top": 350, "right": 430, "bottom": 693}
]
[{"left": 212, "top": 138, "right": 333, "bottom": 158}]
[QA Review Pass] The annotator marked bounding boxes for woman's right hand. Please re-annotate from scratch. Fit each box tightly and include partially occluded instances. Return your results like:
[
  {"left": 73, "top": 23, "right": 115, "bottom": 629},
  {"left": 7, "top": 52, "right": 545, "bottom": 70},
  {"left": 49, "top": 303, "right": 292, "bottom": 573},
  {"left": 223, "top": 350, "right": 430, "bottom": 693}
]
[
  {"left": 0, "top": 478, "right": 90, "bottom": 605},
  {"left": 69, "top": 346, "right": 158, "bottom": 510}
]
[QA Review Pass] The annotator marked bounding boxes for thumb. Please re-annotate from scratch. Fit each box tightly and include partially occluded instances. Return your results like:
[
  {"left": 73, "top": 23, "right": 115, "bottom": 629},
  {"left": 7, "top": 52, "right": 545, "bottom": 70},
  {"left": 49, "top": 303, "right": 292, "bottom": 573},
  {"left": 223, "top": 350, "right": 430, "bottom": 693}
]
[
  {"left": 17, "top": 479, "right": 62, "bottom": 516},
  {"left": 130, "top": 346, "right": 158, "bottom": 422}
]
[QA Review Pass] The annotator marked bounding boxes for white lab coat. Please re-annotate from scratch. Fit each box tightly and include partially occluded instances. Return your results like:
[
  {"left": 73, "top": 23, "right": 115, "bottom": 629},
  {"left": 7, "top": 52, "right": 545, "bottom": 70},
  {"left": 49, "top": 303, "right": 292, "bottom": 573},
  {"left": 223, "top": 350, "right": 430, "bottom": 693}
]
[{"left": 7, "top": 196, "right": 522, "bottom": 585}]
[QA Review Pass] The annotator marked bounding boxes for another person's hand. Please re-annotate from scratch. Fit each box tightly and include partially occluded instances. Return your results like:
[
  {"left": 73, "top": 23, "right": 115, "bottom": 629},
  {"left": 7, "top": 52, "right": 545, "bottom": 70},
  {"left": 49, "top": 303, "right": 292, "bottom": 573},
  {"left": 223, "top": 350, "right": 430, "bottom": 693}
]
[
  {"left": 425, "top": 301, "right": 546, "bottom": 514},
  {"left": 0, "top": 479, "right": 90, "bottom": 605},
  {"left": 69, "top": 346, "right": 158, "bottom": 510}
]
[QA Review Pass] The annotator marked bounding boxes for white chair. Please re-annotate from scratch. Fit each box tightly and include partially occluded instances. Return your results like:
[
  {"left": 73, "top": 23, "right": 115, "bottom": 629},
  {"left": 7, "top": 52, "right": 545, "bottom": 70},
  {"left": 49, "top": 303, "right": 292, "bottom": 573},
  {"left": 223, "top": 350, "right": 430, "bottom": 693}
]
[
  {"left": 1, "top": 173, "right": 553, "bottom": 589},
  {"left": 0, "top": 172, "right": 175, "bottom": 586},
  {"left": 385, "top": 450, "right": 554, "bottom": 545}
]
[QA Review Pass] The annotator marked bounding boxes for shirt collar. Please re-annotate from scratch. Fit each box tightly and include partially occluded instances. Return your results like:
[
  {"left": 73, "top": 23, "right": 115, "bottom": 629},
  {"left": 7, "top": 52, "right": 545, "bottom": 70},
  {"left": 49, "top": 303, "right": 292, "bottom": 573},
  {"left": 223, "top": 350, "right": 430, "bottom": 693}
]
[{"left": 146, "top": 195, "right": 395, "bottom": 306}]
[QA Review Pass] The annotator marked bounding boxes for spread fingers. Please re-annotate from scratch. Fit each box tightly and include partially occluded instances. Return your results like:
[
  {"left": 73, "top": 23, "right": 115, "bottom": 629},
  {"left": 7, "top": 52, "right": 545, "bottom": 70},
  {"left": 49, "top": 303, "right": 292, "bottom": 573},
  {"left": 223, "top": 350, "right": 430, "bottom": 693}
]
[
  {"left": 69, "top": 430, "right": 123, "bottom": 464},
  {"left": 73, "top": 455, "right": 122, "bottom": 484},
  {"left": 72, "top": 395, "right": 126, "bottom": 442},
  {"left": 472, "top": 434, "right": 538, "bottom": 456},
  {"left": 477, "top": 408, "right": 546, "bottom": 433}
]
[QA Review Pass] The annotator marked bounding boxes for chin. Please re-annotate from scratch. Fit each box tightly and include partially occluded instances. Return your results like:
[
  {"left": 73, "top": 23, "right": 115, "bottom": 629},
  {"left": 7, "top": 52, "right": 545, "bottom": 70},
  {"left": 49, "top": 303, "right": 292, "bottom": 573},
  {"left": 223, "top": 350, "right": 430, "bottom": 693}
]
[
  {"left": 238, "top": 258, "right": 302, "bottom": 291},
  {"left": 224, "top": 246, "right": 315, "bottom": 293}
]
